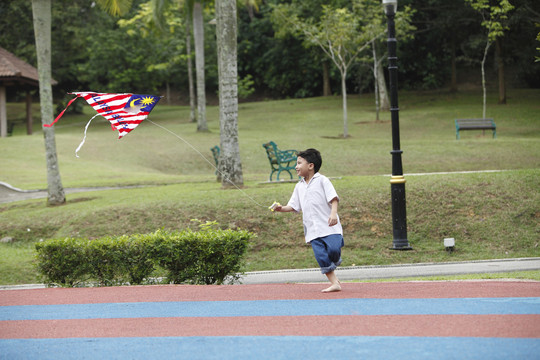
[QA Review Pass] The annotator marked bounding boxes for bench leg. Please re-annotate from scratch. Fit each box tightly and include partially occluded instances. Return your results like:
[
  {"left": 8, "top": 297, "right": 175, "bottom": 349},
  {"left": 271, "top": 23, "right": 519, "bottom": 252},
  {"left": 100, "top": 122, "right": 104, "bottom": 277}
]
[
  {"left": 456, "top": 130, "right": 460, "bottom": 140},
  {"left": 277, "top": 169, "right": 294, "bottom": 181}
]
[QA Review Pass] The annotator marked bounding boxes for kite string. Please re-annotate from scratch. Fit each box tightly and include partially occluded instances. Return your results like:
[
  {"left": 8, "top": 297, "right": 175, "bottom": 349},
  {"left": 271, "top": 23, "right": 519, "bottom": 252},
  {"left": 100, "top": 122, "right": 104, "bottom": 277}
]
[{"left": 146, "top": 119, "right": 267, "bottom": 209}]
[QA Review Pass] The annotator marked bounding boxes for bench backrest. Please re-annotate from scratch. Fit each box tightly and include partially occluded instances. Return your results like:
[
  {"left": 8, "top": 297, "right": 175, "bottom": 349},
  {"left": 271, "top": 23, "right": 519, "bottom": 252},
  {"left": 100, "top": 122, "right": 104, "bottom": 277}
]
[
  {"left": 262, "top": 141, "right": 279, "bottom": 164},
  {"left": 455, "top": 118, "right": 495, "bottom": 127}
]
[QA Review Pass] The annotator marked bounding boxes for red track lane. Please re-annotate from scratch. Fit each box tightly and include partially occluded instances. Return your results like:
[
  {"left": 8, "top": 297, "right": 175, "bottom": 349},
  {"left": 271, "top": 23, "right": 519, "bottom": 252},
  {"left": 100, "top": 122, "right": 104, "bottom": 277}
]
[
  {"left": 3, "top": 315, "right": 539, "bottom": 339},
  {"left": 2, "top": 281, "right": 539, "bottom": 306}
]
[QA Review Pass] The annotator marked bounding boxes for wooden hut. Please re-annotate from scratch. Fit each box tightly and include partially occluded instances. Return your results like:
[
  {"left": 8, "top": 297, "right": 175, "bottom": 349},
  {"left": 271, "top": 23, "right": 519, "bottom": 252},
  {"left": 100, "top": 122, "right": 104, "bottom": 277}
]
[{"left": 0, "top": 46, "right": 56, "bottom": 137}]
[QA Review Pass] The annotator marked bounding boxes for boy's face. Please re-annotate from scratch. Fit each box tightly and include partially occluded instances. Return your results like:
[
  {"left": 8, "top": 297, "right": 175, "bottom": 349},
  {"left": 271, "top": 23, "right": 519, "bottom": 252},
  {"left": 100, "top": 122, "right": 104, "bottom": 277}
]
[{"left": 295, "top": 156, "right": 314, "bottom": 178}]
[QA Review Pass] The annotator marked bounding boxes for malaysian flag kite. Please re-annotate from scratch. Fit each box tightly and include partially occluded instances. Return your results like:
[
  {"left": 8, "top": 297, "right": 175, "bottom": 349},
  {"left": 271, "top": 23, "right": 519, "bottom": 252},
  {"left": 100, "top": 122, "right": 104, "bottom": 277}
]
[{"left": 46, "top": 92, "right": 161, "bottom": 156}]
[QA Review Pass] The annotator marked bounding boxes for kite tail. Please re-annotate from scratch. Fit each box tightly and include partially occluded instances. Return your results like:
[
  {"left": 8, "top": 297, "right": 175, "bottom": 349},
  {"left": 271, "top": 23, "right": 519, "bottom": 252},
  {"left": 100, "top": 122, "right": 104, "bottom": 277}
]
[
  {"left": 75, "top": 114, "right": 100, "bottom": 158},
  {"left": 44, "top": 94, "right": 81, "bottom": 128}
]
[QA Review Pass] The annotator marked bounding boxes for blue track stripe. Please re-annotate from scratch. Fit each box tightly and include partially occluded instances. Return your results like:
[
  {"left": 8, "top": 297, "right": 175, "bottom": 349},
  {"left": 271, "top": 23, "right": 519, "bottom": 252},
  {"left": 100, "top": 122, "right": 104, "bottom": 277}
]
[
  {"left": 1, "top": 337, "right": 539, "bottom": 360},
  {"left": 1, "top": 297, "right": 539, "bottom": 321}
]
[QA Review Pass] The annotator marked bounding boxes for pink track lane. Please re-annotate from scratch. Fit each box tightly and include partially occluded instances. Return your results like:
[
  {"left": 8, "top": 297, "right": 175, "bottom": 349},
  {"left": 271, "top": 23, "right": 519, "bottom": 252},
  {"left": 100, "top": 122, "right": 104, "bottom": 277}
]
[
  {"left": 2, "top": 281, "right": 539, "bottom": 306},
  {"left": 3, "top": 315, "right": 539, "bottom": 339}
]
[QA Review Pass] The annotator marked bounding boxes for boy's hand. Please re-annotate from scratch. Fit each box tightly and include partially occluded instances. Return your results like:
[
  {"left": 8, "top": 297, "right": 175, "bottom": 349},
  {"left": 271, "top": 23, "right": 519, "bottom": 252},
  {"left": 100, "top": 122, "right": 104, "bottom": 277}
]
[
  {"left": 328, "top": 214, "right": 338, "bottom": 226},
  {"left": 269, "top": 202, "right": 281, "bottom": 212}
]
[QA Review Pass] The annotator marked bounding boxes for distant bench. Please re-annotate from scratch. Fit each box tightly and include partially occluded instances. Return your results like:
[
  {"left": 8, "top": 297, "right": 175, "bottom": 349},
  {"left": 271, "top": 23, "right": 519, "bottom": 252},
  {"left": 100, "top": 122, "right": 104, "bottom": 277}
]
[
  {"left": 210, "top": 145, "right": 220, "bottom": 175},
  {"left": 455, "top": 118, "right": 496, "bottom": 140}
]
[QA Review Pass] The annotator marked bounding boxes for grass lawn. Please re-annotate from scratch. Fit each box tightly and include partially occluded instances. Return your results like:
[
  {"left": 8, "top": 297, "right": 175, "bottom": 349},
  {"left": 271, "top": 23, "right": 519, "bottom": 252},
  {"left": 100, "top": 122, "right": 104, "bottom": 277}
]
[{"left": 1, "top": 89, "right": 539, "bottom": 285}]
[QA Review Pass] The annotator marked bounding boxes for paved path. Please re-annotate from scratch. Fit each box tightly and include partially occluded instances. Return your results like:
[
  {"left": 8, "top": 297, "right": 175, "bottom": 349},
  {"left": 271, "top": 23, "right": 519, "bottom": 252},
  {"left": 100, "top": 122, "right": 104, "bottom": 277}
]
[
  {"left": 1, "top": 281, "right": 539, "bottom": 359},
  {"left": 0, "top": 182, "right": 148, "bottom": 204}
]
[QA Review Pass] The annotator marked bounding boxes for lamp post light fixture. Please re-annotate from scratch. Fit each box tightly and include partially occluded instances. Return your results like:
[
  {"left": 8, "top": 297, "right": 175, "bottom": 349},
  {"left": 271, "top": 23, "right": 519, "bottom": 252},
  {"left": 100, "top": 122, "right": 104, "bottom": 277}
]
[{"left": 383, "top": 0, "right": 411, "bottom": 250}]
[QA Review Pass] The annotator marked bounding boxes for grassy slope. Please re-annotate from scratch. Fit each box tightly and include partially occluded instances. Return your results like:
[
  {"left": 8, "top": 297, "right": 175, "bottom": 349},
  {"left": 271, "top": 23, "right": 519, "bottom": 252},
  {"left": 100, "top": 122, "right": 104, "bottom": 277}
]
[{"left": 1, "top": 89, "right": 539, "bottom": 284}]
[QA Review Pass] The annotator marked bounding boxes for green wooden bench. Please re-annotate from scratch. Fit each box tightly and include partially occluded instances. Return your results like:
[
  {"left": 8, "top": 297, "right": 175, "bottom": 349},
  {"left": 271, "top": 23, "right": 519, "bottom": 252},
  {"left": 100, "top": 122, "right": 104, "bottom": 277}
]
[
  {"left": 210, "top": 145, "right": 220, "bottom": 174},
  {"left": 455, "top": 118, "right": 496, "bottom": 140},
  {"left": 262, "top": 141, "right": 298, "bottom": 181}
]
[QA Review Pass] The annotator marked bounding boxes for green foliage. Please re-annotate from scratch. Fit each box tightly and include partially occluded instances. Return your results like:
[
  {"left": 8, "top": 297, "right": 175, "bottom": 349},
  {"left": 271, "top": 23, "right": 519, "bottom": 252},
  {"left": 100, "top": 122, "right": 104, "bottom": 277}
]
[
  {"left": 34, "top": 228, "right": 253, "bottom": 287},
  {"left": 152, "top": 227, "right": 253, "bottom": 285},
  {"left": 94, "top": 0, "right": 134, "bottom": 17},
  {"left": 465, "top": 0, "right": 514, "bottom": 41},
  {"left": 238, "top": 74, "right": 256, "bottom": 99},
  {"left": 35, "top": 237, "right": 92, "bottom": 287}
]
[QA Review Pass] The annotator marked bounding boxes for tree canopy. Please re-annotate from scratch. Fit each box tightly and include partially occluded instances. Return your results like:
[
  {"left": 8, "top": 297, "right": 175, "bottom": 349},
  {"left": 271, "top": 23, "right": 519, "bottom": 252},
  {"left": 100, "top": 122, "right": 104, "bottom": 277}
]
[{"left": 1, "top": 0, "right": 539, "bottom": 103}]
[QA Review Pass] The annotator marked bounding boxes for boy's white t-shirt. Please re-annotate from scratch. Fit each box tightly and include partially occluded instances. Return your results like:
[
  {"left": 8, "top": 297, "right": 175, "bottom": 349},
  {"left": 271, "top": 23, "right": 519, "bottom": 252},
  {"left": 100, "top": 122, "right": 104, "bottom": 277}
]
[{"left": 287, "top": 173, "right": 343, "bottom": 243}]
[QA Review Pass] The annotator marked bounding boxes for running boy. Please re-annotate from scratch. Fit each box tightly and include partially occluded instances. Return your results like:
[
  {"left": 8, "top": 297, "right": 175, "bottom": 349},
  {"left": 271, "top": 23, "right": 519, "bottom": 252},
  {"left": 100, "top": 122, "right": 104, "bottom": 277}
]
[{"left": 273, "top": 148, "right": 344, "bottom": 292}]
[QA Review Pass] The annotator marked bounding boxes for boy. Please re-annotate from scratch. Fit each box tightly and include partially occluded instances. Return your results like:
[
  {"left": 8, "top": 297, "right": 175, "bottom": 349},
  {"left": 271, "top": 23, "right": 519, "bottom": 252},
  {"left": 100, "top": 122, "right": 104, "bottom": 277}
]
[{"left": 273, "top": 148, "right": 344, "bottom": 292}]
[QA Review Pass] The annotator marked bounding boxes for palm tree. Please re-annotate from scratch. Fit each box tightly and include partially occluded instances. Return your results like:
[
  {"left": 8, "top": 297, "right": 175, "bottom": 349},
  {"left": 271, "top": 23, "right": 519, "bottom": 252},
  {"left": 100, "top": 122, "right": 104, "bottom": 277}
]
[
  {"left": 192, "top": 1, "right": 208, "bottom": 131},
  {"left": 31, "top": 0, "right": 65, "bottom": 205},
  {"left": 150, "top": 0, "right": 207, "bottom": 131},
  {"left": 216, "top": 0, "right": 242, "bottom": 186}
]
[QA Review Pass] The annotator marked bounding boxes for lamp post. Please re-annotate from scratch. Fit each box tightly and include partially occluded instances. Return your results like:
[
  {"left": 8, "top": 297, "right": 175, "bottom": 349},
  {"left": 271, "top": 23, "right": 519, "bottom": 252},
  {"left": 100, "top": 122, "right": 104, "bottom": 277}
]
[{"left": 383, "top": 0, "right": 411, "bottom": 250}]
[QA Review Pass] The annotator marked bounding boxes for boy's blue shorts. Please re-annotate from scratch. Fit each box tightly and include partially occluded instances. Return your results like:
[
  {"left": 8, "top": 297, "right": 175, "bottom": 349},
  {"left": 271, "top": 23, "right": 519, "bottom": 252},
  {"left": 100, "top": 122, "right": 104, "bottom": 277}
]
[{"left": 310, "top": 234, "right": 344, "bottom": 274}]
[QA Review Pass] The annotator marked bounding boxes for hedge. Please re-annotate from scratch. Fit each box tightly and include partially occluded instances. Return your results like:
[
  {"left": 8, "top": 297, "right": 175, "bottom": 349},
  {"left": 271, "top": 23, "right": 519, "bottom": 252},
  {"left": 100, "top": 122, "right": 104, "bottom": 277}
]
[{"left": 34, "top": 228, "right": 253, "bottom": 287}]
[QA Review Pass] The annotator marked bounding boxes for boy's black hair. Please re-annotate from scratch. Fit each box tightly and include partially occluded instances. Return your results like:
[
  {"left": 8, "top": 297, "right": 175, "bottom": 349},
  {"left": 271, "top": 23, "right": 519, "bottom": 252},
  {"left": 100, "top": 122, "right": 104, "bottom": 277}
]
[{"left": 297, "top": 148, "right": 322, "bottom": 173}]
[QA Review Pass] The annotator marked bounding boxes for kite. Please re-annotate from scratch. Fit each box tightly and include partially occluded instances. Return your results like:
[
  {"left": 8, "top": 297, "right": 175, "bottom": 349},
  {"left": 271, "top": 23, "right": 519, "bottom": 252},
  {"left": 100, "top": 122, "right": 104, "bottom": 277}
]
[{"left": 46, "top": 92, "right": 161, "bottom": 156}]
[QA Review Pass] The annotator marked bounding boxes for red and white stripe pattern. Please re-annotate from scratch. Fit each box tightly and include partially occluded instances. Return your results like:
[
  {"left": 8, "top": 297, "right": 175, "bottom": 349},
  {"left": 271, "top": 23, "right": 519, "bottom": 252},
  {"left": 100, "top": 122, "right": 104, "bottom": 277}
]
[{"left": 73, "top": 92, "right": 157, "bottom": 139}]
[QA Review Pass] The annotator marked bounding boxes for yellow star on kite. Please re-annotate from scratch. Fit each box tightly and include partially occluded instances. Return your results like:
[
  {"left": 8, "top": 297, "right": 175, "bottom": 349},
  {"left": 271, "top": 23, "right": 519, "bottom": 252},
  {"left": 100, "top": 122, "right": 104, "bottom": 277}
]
[{"left": 140, "top": 96, "right": 155, "bottom": 106}]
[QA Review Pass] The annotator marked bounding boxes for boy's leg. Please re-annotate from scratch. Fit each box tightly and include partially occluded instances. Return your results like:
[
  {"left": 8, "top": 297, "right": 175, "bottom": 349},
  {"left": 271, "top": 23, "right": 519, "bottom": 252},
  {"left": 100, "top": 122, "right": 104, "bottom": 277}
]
[
  {"left": 311, "top": 237, "right": 343, "bottom": 292},
  {"left": 322, "top": 270, "right": 341, "bottom": 293},
  {"left": 325, "top": 234, "right": 344, "bottom": 267}
]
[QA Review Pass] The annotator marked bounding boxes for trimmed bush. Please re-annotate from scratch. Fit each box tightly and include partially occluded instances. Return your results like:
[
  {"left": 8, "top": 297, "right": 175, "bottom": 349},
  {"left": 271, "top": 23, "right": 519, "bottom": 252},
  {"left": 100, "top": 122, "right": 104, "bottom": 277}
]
[
  {"left": 35, "top": 237, "right": 92, "bottom": 287},
  {"left": 151, "top": 229, "right": 252, "bottom": 285},
  {"left": 35, "top": 228, "right": 253, "bottom": 287}
]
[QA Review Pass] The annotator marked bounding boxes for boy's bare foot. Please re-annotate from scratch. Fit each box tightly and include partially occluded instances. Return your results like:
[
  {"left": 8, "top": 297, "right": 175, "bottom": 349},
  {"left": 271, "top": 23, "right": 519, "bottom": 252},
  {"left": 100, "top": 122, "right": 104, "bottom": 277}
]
[{"left": 321, "top": 283, "right": 341, "bottom": 293}]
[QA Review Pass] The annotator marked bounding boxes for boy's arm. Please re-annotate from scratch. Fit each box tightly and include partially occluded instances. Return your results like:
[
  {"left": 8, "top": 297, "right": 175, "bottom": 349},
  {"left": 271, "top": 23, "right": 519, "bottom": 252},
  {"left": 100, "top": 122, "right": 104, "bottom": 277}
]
[
  {"left": 328, "top": 197, "right": 339, "bottom": 226},
  {"left": 275, "top": 204, "right": 295, "bottom": 212}
]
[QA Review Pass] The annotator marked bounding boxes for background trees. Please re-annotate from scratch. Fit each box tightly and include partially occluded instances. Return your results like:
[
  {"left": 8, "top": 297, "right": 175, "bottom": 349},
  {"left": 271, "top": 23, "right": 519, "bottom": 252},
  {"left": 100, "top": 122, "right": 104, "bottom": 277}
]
[{"left": 1, "top": 0, "right": 539, "bottom": 106}]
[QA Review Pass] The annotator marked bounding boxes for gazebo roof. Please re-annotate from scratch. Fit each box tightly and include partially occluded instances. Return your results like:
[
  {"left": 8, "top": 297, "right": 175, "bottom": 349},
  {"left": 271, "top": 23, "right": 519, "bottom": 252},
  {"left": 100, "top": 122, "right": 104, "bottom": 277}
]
[{"left": 0, "top": 46, "right": 56, "bottom": 87}]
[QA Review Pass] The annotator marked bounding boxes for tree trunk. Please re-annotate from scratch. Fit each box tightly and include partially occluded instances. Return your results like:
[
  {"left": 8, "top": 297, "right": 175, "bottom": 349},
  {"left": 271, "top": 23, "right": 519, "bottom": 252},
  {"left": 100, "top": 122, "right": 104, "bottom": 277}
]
[
  {"left": 481, "top": 39, "right": 491, "bottom": 119},
  {"left": 372, "top": 41, "right": 380, "bottom": 122},
  {"left": 450, "top": 36, "right": 458, "bottom": 92},
  {"left": 322, "top": 61, "right": 331, "bottom": 96},
  {"left": 26, "top": 91, "right": 33, "bottom": 135},
  {"left": 193, "top": 1, "right": 207, "bottom": 131},
  {"left": 32, "top": 0, "right": 65, "bottom": 206},
  {"left": 377, "top": 58, "right": 389, "bottom": 112},
  {"left": 496, "top": 38, "right": 506, "bottom": 105},
  {"left": 341, "top": 70, "right": 348, "bottom": 138},
  {"left": 216, "top": 0, "right": 243, "bottom": 187},
  {"left": 186, "top": 12, "right": 196, "bottom": 123}
]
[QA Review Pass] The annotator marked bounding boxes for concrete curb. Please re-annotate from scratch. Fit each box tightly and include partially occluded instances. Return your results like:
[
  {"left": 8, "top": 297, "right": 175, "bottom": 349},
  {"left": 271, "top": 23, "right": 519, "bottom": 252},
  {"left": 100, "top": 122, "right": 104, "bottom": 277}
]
[
  {"left": 1, "top": 257, "right": 538, "bottom": 290},
  {"left": 238, "top": 257, "right": 540, "bottom": 284}
]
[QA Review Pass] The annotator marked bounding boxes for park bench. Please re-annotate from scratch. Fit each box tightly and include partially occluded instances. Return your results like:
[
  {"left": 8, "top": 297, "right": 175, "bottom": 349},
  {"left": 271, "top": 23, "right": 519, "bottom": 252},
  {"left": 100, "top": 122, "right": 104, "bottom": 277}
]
[
  {"left": 7, "top": 118, "right": 27, "bottom": 136},
  {"left": 455, "top": 118, "right": 496, "bottom": 140},
  {"left": 262, "top": 141, "right": 298, "bottom": 181},
  {"left": 210, "top": 145, "right": 220, "bottom": 174}
]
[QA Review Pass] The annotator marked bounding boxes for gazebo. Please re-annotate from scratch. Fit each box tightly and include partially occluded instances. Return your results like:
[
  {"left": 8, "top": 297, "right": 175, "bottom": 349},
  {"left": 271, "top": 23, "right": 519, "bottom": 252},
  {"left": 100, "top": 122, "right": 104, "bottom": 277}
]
[{"left": 0, "top": 46, "right": 56, "bottom": 138}]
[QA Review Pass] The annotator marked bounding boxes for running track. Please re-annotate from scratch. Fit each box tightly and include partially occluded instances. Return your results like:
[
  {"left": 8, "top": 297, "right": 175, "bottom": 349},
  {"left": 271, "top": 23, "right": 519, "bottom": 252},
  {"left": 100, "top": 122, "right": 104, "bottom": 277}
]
[{"left": 1, "top": 281, "right": 539, "bottom": 359}]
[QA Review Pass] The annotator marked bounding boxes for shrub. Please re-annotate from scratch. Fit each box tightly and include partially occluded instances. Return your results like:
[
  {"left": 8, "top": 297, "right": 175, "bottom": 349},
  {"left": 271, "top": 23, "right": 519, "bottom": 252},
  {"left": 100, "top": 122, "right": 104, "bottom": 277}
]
[
  {"left": 35, "top": 237, "right": 92, "bottom": 287},
  {"left": 151, "top": 228, "right": 253, "bottom": 285},
  {"left": 34, "top": 228, "right": 253, "bottom": 287}
]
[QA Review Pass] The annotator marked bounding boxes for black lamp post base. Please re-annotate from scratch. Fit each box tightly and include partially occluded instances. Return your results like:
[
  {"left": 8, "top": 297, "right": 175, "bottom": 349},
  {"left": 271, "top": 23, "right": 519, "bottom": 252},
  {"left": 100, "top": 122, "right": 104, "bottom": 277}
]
[{"left": 390, "top": 244, "right": 413, "bottom": 251}]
